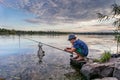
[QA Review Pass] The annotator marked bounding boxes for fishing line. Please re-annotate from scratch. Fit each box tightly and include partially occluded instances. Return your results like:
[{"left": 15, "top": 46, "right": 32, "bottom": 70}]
[
  {"left": 20, "top": 36, "right": 73, "bottom": 55},
  {"left": 1, "top": 2, "right": 75, "bottom": 56}
]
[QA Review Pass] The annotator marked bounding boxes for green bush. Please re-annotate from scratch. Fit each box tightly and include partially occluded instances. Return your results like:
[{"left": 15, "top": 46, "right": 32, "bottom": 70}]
[{"left": 93, "top": 51, "right": 111, "bottom": 63}]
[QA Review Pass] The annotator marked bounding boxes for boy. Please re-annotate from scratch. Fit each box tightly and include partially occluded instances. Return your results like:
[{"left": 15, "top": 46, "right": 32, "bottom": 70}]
[{"left": 64, "top": 34, "right": 88, "bottom": 61}]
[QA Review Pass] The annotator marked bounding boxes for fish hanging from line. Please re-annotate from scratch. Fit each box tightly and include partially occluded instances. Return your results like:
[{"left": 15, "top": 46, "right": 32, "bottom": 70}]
[{"left": 37, "top": 43, "right": 45, "bottom": 64}]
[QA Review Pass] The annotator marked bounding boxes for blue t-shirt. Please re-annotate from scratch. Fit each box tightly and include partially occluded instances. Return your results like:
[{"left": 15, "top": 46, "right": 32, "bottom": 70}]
[{"left": 73, "top": 39, "right": 88, "bottom": 56}]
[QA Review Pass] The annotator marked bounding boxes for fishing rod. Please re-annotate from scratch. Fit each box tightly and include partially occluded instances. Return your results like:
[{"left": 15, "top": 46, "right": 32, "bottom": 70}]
[{"left": 21, "top": 36, "right": 73, "bottom": 55}]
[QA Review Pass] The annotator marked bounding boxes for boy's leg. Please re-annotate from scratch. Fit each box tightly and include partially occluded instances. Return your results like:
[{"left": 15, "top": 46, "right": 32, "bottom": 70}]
[
  {"left": 74, "top": 52, "right": 84, "bottom": 61},
  {"left": 72, "top": 52, "right": 79, "bottom": 59},
  {"left": 76, "top": 55, "right": 84, "bottom": 61}
]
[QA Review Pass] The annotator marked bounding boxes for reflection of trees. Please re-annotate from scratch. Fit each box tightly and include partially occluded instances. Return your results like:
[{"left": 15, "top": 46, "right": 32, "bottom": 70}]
[{"left": 37, "top": 43, "right": 45, "bottom": 64}]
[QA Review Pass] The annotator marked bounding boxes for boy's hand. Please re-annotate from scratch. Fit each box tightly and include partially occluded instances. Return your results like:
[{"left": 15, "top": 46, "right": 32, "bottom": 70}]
[
  {"left": 64, "top": 47, "right": 76, "bottom": 53},
  {"left": 64, "top": 47, "right": 72, "bottom": 51},
  {"left": 66, "top": 47, "right": 71, "bottom": 49},
  {"left": 64, "top": 48, "right": 68, "bottom": 51}
]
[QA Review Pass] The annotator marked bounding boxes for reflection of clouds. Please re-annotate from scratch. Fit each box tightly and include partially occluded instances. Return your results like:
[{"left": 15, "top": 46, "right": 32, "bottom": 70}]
[
  {"left": 0, "top": 35, "right": 117, "bottom": 79},
  {"left": 1, "top": 0, "right": 114, "bottom": 24}
]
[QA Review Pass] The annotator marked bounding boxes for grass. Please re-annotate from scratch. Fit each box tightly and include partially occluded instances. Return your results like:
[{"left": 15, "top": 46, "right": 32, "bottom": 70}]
[{"left": 93, "top": 51, "right": 111, "bottom": 63}]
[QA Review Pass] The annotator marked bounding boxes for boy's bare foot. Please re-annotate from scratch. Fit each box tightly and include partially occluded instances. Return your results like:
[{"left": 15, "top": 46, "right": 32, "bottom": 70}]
[
  {"left": 72, "top": 56, "right": 79, "bottom": 59},
  {"left": 75, "top": 57, "right": 84, "bottom": 61}
]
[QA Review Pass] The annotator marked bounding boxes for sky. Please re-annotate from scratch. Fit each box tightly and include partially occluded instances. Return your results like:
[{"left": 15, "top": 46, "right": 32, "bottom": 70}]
[{"left": 0, "top": 0, "right": 120, "bottom": 32}]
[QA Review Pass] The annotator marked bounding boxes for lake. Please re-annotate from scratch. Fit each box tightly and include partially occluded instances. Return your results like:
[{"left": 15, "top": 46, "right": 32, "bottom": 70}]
[{"left": 0, "top": 35, "right": 117, "bottom": 80}]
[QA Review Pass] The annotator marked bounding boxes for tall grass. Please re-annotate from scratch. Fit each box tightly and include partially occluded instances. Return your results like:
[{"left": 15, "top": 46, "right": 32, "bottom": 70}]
[{"left": 93, "top": 51, "right": 111, "bottom": 63}]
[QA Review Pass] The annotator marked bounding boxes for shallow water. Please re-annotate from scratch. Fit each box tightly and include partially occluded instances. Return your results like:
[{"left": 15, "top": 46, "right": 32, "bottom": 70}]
[{"left": 0, "top": 35, "right": 118, "bottom": 80}]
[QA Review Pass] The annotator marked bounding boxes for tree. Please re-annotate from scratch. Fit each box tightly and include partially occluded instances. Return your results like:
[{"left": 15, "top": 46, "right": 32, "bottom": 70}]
[{"left": 97, "top": 3, "right": 120, "bottom": 54}]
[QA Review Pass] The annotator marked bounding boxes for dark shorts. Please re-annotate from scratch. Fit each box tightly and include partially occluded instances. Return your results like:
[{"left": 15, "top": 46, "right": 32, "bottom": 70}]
[{"left": 75, "top": 48, "right": 88, "bottom": 57}]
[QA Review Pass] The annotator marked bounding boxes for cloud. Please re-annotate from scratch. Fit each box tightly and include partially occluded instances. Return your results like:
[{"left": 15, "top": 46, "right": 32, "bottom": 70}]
[
  {"left": 0, "top": 0, "right": 3, "bottom": 3},
  {"left": 24, "top": 18, "right": 40, "bottom": 24},
  {"left": 0, "top": 0, "right": 116, "bottom": 24}
]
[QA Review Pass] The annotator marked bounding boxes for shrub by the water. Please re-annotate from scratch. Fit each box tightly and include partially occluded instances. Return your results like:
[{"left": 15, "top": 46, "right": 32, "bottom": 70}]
[{"left": 93, "top": 51, "right": 111, "bottom": 63}]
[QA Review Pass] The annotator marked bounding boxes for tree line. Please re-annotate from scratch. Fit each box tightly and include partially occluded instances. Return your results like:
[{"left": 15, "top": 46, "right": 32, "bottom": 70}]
[
  {"left": 0, "top": 28, "right": 119, "bottom": 35},
  {"left": 0, "top": 28, "right": 70, "bottom": 35}
]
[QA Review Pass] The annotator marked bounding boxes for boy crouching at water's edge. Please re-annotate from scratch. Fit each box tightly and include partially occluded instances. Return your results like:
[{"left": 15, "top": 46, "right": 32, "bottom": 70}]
[{"left": 64, "top": 34, "right": 89, "bottom": 61}]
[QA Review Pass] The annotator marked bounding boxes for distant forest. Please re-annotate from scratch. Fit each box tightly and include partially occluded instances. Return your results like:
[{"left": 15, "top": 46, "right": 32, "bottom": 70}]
[
  {"left": 0, "top": 28, "right": 119, "bottom": 35},
  {"left": 0, "top": 28, "right": 70, "bottom": 35}
]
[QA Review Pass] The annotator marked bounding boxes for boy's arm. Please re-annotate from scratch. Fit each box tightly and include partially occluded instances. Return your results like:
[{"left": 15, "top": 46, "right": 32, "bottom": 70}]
[{"left": 64, "top": 47, "right": 76, "bottom": 53}]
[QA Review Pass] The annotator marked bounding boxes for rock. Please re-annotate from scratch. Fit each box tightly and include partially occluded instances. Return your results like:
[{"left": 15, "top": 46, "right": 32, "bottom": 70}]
[
  {"left": 93, "top": 77, "right": 118, "bottom": 80},
  {"left": 80, "top": 57, "right": 120, "bottom": 80},
  {"left": 100, "top": 66, "right": 114, "bottom": 77},
  {"left": 80, "top": 62, "right": 114, "bottom": 80},
  {"left": 111, "top": 54, "right": 120, "bottom": 58},
  {"left": 113, "top": 62, "right": 120, "bottom": 80},
  {"left": 70, "top": 58, "right": 86, "bottom": 69},
  {"left": 0, "top": 78, "right": 5, "bottom": 80}
]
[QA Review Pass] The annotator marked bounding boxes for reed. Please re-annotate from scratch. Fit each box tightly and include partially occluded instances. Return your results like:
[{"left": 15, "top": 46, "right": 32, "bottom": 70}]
[{"left": 93, "top": 51, "right": 111, "bottom": 63}]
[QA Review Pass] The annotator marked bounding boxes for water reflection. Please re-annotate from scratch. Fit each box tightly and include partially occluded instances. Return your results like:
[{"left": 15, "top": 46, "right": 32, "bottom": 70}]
[
  {"left": 64, "top": 71, "right": 83, "bottom": 80},
  {"left": 18, "top": 35, "right": 21, "bottom": 48},
  {"left": 0, "top": 35, "right": 117, "bottom": 80}
]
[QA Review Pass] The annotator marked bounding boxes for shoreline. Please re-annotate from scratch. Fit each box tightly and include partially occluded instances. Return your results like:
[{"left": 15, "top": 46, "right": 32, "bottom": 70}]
[{"left": 0, "top": 28, "right": 119, "bottom": 35}]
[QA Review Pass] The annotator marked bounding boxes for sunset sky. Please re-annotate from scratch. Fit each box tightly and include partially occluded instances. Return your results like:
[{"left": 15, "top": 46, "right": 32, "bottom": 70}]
[{"left": 0, "top": 0, "right": 120, "bottom": 32}]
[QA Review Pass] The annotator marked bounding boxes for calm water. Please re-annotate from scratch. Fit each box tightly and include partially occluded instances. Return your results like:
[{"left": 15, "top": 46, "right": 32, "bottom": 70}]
[{"left": 0, "top": 35, "right": 117, "bottom": 80}]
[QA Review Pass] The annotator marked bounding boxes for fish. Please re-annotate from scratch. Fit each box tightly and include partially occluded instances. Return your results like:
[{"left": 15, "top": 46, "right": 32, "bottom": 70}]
[{"left": 37, "top": 44, "right": 45, "bottom": 63}]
